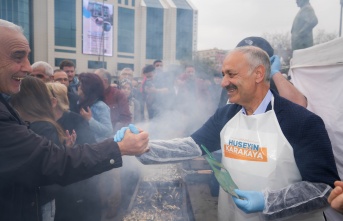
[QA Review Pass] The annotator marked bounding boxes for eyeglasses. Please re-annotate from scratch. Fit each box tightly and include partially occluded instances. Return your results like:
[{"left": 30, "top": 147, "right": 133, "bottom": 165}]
[
  {"left": 54, "top": 77, "right": 69, "bottom": 82},
  {"left": 121, "top": 73, "right": 133, "bottom": 78},
  {"left": 64, "top": 70, "right": 74, "bottom": 74},
  {"left": 30, "top": 73, "right": 45, "bottom": 79}
]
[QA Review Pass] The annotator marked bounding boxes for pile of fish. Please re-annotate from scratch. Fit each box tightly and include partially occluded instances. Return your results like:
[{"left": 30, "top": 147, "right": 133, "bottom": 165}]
[{"left": 123, "top": 164, "right": 190, "bottom": 221}]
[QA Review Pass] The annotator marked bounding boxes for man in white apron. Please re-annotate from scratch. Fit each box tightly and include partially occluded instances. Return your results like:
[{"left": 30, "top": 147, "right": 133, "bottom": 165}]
[{"left": 121, "top": 46, "right": 339, "bottom": 220}]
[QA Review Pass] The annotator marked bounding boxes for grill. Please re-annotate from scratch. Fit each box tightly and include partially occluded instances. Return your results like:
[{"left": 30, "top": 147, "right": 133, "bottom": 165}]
[{"left": 123, "top": 164, "right": 195, "bottom": 221}]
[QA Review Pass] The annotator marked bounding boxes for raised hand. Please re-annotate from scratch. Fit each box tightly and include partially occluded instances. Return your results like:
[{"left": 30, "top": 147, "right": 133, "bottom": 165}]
[{"left": 65, "top": 129, "right": 77, "bottom": 148}]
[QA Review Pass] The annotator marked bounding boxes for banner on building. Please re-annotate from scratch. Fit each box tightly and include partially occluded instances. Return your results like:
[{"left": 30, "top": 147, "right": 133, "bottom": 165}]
[{"left": 82, "top": 0, "right": 113, "bottom": 56}]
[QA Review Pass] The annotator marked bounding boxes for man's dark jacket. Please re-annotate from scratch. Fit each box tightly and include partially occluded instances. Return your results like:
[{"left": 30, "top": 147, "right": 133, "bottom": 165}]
[
  {"left": 192, "top": 90, "right": 339, "bottom": 187},
  {"left": 0, "top": 94, "right": 122, "bottom": 221}
]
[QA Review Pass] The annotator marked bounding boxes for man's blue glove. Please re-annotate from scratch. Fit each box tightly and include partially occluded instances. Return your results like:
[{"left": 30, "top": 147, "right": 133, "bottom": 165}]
[
  {"left": 113, "top": 127, "right": 128, "bottom": 142},
  {"left": 113, "top": 124, "right": 140, "bottom": 142},
  {"left": 270, "top": 55, "right": 281, "bottom": 78},
  {"left": 232, "top": 189, "right": 265, "bottom": 214}
]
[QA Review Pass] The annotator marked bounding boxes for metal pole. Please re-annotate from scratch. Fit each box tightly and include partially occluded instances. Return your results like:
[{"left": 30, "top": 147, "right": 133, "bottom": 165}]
[
  {"left": 340, "top": 0, "right": 343, "bottom": 37},
  {"left": 102, "top": 0, "right": 105, "bottom": 68}
]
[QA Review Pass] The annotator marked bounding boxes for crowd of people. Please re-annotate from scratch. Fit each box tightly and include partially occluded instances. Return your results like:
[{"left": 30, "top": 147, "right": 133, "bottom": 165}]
[
  {"left": 0, "top": 18, "right": 224, "bottom": 221},
  {"left": 1, "top": 15, "right": 343, "bottom": 221},
  {"left": 0, "top": 19, "right": 149, "bottom": 221}
]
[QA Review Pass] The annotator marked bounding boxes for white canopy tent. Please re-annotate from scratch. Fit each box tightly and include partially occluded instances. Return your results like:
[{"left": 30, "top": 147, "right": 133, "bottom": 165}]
[{"left": 289, "top": 37, "right": 343, "bottom": 221}]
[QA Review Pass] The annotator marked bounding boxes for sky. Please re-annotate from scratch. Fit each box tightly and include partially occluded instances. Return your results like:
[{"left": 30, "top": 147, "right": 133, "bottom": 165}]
[{"left": 191, "top": 0, "right": 342, "bottom": 50}]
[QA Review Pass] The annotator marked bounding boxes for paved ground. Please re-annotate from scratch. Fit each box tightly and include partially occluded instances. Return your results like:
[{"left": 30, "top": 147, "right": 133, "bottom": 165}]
[
  {"left": 183, "top": 157, "right": 219, "bottom": 221},
  {"left": 186, "top": 183, "right": 218, "bottom": 221}
]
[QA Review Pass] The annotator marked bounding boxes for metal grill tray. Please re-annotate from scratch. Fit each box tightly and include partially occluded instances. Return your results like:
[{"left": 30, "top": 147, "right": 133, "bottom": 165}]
[{"left": 124, "top": 179, "right": 193, "bottom": 221}]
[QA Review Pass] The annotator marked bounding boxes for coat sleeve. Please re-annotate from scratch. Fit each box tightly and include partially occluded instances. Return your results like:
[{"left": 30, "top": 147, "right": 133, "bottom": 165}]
[
  {"left": 0, "top": 108, "right": 122, "bottom": 188},
  {"left": 260, "top": 100, "right": 340, "bottom": 220},
  {"left": 89, "top": 101, "right": 113, "bottom": 141}
]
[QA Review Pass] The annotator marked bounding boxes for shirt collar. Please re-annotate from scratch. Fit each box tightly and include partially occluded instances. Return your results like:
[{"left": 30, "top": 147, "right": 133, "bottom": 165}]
[
  {"left": 1, "top": 93, "right": 11, "bottom": 102},
  {"left": 241, "top": 90, "right": 273, "bottom": 115}
]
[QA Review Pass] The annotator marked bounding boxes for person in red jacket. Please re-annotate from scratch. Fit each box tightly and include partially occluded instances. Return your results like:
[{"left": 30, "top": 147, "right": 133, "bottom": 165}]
[{"left": 95, "top": 68, "right": 132, "bottom": 132}]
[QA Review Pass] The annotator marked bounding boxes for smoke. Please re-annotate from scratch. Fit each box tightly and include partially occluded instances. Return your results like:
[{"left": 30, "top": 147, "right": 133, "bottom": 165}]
[
  {"left": 115, "top": 63, "right": 221, "bottom": 219},
  {"left": 135, "top": 64, "right": 219, "bottom": 140}
]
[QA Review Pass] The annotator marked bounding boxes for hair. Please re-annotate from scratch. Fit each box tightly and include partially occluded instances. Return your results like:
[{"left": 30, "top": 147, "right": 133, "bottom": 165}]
[
  {"left": 0, "top": 19, "right": 23, "bottom": 33},
  {"left": 230, "top": 46, "right": 271, "bottom": 81},
  {"left": 10, "top": 76, "right": 66, "bottom": 144},
  {"left": 53, "top": 69, "right": 65, "bottom": 74},
  {"left": 120, "top": 67, "right": 133, "bottom": 76},
  {"left": 119, "top": 78, "right": 133, "bottom": 98},
  {"left": 119, "top": 78, "right": 132, "bottom": 89},
  {"left": 78, "top": 73, "right": 105, "bottom": 110},
  {"left": 95, "top": 68, "right": 112, "bottom": 84},
  {"left": 143, "top": 65, "right": 155, "bottom": 74},
  {"left": 31, "top": 61, "right": 53, "bottom": 76},
  {"left": 59, "top": 60, "right": 75, "bottom": 70},
  {"left": 46, "top": 82, "right": 69, "bottom": 111},
  {"left": 184, "top": 64, "right": 195, "bottom": 70},
  {"left": 153, "top": 60, "right": 162, "bottom": 65}
]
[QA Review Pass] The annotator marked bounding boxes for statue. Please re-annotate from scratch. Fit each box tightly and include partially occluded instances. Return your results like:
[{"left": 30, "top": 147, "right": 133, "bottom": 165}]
[{"left": 291, "top": 0, "right": 318, "bottom": 51}]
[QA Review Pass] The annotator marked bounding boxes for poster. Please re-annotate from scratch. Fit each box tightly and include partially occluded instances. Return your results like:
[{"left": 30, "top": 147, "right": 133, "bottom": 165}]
[{"left": 82, "top": 0, "right": 113, "bottom": 56}]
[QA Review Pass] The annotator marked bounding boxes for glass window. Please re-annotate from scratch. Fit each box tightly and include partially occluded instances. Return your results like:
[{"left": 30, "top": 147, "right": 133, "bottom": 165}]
[
  {"left": 144, "top": 0, "right": 163, "bottom": 8},
  {"left": 176, "top": 9, "right": 193, "bottom": 60},
  {"left": 146, "top": 7, "right": 163, "bottom": 59},
  {"left": 118, "top": 7, "right": 135, "bottom": 53},
  {"left": 0, "top": 0, "right": 32, "bottom": 60},
  {"left": 88, "top": 61, "right": 107, "bottom": 69},
  {"left": 117, "top": 63, "right": 134, "bottom": 71},
  {"left": 55, "top": 58, "right": 77, "bottom": 68},
  {"left": 172, "top": 0, "right": 192, "bottom": 9},
  {"left": 55, "top": 0, "right": 76, "bottom": 47}
]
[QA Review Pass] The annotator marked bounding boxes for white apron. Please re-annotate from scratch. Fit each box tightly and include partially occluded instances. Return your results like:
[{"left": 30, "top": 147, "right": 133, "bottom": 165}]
[{"left": 218, "top": 98, "right": 325, "bottom": 221}]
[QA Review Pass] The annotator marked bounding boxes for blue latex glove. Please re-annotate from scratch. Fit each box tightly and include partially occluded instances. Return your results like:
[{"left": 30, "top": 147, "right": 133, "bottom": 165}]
[
  {"left": 270, "top": 55, "right": 281, "bottom": 77},
  {"left": 113, "top": 127, "right": 128, "bottom": 142},
  {"left": 232, "top": 189, "right": 265, "bottom": 214},
  {"left": 128, "top": 124, "right": 139, "bottom": 134},
  {"left": 113, "top": 124, "right": 140, "bottom": 142}
]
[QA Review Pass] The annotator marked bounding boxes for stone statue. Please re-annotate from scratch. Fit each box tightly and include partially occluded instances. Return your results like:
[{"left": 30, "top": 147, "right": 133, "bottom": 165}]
[{"left": 291, "top": 0, "right": 318, "bottom": 51}]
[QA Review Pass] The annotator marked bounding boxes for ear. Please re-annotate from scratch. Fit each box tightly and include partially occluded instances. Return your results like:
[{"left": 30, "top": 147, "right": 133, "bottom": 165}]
[
  {"left": 51, "top": 97, "right": 58, "bottom": 108},
  {"left": 255, "top": 65, "right": 266, "bottom": 83}
]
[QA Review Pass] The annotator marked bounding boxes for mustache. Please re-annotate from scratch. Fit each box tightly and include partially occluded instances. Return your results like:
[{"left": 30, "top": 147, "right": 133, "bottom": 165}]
[{"left": 225, "top": 84, "right": 237, "bottom": 91}]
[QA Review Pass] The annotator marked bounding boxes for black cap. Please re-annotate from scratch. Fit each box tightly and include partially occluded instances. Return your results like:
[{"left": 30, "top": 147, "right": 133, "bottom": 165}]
[{"left": 236, "top": 37, "right": 274, "bottom": 58}]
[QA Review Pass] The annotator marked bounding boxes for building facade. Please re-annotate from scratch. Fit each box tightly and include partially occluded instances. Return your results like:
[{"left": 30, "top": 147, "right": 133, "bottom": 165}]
[
  {"left": 0, "top": 0, "right": 33, "bottom": 60},
  {"left": 1, "top": 0, "right": 198, "bottom": 77}
]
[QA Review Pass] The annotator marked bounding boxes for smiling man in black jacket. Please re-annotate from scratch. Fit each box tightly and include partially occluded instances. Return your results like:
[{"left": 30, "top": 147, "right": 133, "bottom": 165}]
[{"left": 0, "top": 19, "right": 149, "bottom": 221}]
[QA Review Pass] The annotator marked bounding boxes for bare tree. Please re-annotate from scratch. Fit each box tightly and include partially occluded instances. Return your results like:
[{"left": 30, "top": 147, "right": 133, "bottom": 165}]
[
  {"left": 262, "top": 32, "right": 292, "bottom": 67},
  {"left": 314, "top": 29, "right": 338, "bottom": 45},
  {"left": 262, "top": 30, "right": 338, "bottom": 66}
]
